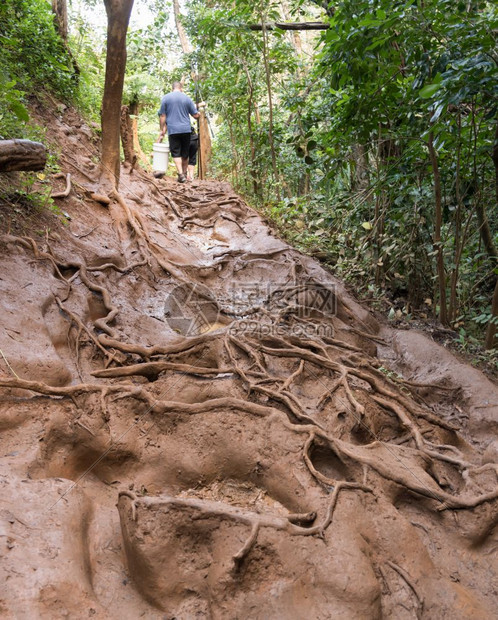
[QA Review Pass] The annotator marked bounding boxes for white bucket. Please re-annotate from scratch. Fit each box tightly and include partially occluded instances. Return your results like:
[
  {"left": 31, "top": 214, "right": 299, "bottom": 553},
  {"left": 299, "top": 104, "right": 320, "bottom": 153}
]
[{"left": 152, "top": 142, "right": 170, "bottom": 172}]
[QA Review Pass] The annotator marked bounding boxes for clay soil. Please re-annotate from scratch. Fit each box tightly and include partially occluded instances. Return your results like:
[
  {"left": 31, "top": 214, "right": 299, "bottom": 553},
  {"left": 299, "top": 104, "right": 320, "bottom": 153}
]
[{"left": 0, "top": 100, "right": 497, "bottom": 619}]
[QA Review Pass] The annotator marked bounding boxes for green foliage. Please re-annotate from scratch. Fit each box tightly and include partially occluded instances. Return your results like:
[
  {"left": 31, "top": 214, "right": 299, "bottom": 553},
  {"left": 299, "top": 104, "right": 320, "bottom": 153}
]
[
  {"left": 0, "top": 76, "right": 29, "bottom": 139},
  {"left": 313, "top": 1, "right": 497, "bottom": 340},
  {"left": 0, "top": 165, "right": 68, "bottom": 232},
  {"left": 125, "top": 7, "right": 178, "bottom": 107},
  {"left": 0, "top": 0, "right": 78, "bottom": 137},
  {"left": 68, "top": 13, "right": 105, "bottom": 122},
  {"left": 0, "top": 0, "right": 77, "bottom": 96},
  {"left": 184, "top": 0, "right": 305, "bottom": 196},
  {"left": 186, "top": 0, "right": 497, "bottom": 348}
]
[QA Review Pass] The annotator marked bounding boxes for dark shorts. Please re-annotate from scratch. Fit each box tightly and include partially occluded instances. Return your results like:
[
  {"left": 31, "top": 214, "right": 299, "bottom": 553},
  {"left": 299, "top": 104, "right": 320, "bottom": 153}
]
[
  {"left": 168, "top": 132, "right": 191, "bottom": 159},
  {"left": 189, "top": 139, "right": 199, "bottom": 166}
]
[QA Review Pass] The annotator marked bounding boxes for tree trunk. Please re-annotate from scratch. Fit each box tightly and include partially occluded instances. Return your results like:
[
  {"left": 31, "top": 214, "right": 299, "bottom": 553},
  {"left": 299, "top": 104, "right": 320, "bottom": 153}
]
[
  {"left": 261, "top": 18, "right": 281, "bottom": 202},
  {"left": 297, "top": 170, "right": 310, "bottom": 197},
  {"left": 448, "top": 113, "right": 463, "bottom": 323},
  {"left": 479, "top": 119, "right": 498, "bottom": 260},
  {"left": 280, "top": 0, "right": 308, "bottom": 197},
  {"left": 247, "top": 102, "right": 260, "bottom": 196},
  {"left": 51, "top": 0, "right": 68, "bottom": 40},
  {"left": 227, "top": 115, "right": 239, "bottom": 188},
  {"left": 128, "top": 101, "right": 150, "bottom": 168},
  {"left": 51, "top": 0, "right": 80, "bottom": 79},
  {"left": 120, "top": 105, "right": 135, "bottom": 165},
  {"left": 373, "top": 193, "right": 386, "bottom": 287},
  {"left": 485, "top": 121, "right": 498, "bottom": 349},
  {"left": 0, "top": 140, "right": 47, "bottom": 172},
  {"left": 350, "top": 143, "right": 369, "bottom": 191},
  {"left": 242, "top": 61, "right": 261, "bottom": 197},
  {"left": 492, "top": 121, "right": 498, "bottom": 205},
  {"left": 101, "top": 0, "right": 134, "bottom": 190},
  {"left": 173, "top": 0, "right": 193, "bottom": 54},
  {"left": 428, "top": 132, "right": 448, "bottom": 326},
  {"left": 475, "top": 201, "right": 497, "bottom": 261}
]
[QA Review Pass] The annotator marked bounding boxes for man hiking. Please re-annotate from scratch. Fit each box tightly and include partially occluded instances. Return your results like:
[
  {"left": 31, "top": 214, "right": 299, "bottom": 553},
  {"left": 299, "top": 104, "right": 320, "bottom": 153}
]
[{"left": 157, "top": 81, "right": 200, "bottom": 183}]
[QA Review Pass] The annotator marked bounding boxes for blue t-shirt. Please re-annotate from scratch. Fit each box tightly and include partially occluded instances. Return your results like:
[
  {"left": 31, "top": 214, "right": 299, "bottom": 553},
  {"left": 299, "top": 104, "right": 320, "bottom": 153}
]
[{"left": 158, "top": 91, "right": 198, "bottom": 135}]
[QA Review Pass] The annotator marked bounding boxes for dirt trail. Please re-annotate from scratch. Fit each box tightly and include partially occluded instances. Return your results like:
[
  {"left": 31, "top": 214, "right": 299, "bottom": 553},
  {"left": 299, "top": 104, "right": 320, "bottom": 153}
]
[{"left": 0, "top": 102, "right": 497, "bottom": 618}]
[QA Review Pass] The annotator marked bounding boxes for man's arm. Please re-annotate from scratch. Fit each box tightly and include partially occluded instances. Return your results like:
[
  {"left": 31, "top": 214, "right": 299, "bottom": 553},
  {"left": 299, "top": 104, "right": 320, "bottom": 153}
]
[
  {"left": 187, "top": 97, "right": 200, "bottom": 120},
  {"left": 158, "top": 113, "right": 167, "bottom": 142},
  {"left": 194, "top": 101, "right": 207, "bottom": 121}
]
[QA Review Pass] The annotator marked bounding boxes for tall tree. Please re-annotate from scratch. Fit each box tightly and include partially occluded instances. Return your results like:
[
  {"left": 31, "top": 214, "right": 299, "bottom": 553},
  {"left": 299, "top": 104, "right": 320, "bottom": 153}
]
[
  {"left": 51, "top": 0, "right": 68, "bottom": 40},
  {"left": 101, "top": 0, "right": 134, "bottom": 189},
  {"left": 173, "top": 0, "right": 193, "bottom": 54}
]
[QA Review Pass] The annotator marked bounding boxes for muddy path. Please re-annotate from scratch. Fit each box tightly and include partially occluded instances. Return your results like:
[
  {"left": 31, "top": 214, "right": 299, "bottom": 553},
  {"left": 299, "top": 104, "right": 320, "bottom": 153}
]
[{"left": 0, "top": 103, "right": 497, "bottom": 618}]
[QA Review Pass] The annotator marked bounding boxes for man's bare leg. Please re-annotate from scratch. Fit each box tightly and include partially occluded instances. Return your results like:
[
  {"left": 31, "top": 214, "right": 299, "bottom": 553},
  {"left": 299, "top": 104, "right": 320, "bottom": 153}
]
[
  {"left": 172, "top": 157, "right": 183, "bottom": 174},
  {"left": 172, "top": 157, "right": 187, "bottom": 182}
]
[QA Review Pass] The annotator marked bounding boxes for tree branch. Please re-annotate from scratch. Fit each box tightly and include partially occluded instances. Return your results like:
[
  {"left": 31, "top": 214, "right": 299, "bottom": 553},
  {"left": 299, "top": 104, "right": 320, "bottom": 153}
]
[{"left": 248, "top": 21, "right": 330, "bottom": 31}]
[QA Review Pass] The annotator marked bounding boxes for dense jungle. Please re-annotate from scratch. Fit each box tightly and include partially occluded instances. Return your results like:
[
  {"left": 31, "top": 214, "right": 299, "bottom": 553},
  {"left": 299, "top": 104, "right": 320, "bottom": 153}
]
[{"left": 0, "top": 0, "right": 496, "bottom": 617}]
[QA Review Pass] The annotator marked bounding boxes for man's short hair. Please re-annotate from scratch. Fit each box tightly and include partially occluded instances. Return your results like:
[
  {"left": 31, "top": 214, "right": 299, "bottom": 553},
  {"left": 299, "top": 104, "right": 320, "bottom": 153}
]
[{"left": 172, "top": 81, "right": 183, "bottom": 90}]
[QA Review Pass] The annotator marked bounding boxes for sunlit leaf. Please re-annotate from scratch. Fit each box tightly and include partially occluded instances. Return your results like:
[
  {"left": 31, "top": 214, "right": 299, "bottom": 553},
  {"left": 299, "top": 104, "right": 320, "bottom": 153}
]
[{"left": 419, "top": 83, "right": 441, "bottom": 98}]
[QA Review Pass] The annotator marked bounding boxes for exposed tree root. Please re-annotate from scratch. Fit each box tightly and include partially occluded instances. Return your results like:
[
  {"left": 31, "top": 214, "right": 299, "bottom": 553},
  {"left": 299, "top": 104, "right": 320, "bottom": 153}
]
[
  {"left": 371, "top": 395, "right": 471, "bottom": 469},
  {"left": 119, "top": 480, "right": 372, "bottom": 570},
  {"left": 3, "top": 366, "right": 494, "bottom": 515},
  {"left": 1, "top": 173, "right": 497, "bottom": 617},
  {"left": 55, "top": 297, "right": 118, "bottom": 366},
  {"left": 50, "top": 172, "right": 72, "bottom": 198},
  {"left": 92, "top": 361, "right": 235, "bottom": 380},
  {"left": 0, "top": 376, "right": 134, "bottom": 399},
  {"left": 98, "top": 331, "right": 222, "bottom": 360},
  {"left": 0, "top": 348, "right": 20, "bottom": 379},
  {"left": 386, "top": 560, "right": 424, "bottom": 618}
]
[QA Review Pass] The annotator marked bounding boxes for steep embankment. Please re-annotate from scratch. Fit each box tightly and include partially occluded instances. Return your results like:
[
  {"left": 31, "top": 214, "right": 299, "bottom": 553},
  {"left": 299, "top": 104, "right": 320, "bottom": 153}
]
[{"left": 0, "top": 101, "right": 497, "bottom": 618}]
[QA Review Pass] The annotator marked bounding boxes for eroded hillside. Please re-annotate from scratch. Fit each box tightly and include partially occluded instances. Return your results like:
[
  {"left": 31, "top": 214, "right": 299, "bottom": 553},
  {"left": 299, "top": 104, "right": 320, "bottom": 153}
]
[{"left": 0, "top": 101, "right": 497, "bottom": 618}]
